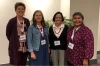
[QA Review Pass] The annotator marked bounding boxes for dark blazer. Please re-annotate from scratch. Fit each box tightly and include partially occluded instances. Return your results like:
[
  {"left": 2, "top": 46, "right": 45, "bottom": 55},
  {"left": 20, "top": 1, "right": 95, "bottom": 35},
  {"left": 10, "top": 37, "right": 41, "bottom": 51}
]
[
  {"left": 6, "top": 16, "right": 30, "bottom": 65},
  {"left": 49, "top": 24, "right": 68, "bottom": 50}
]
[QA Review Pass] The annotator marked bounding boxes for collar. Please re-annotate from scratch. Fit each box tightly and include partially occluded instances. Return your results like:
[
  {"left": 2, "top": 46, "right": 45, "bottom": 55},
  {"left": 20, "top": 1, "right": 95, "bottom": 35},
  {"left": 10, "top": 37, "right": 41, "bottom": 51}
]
[{"left": 53, "top": 23, "right": 64, "bottom": 28}]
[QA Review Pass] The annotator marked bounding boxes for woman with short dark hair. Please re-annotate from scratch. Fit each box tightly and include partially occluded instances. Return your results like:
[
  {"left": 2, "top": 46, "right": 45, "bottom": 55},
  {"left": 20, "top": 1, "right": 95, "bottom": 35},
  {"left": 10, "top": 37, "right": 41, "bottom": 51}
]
[
  {"left": 6, "top": 2, "right": 30, "bottom": 66},
  {"left": 49, "top": 11, "right": 68, "bottom": 66}
]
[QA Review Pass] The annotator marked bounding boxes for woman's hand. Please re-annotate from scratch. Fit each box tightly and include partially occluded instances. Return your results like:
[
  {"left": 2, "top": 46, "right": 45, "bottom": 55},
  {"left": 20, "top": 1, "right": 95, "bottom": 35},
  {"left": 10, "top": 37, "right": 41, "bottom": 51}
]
[
  {"left": 83, "top": 59, "right": 88, "bottom": 66},
  {"left": 31, "top": 52, "right": 36, "bottom": 59},
  {"left": 48, "top": 48, "right": 50, "bottom": 54}
]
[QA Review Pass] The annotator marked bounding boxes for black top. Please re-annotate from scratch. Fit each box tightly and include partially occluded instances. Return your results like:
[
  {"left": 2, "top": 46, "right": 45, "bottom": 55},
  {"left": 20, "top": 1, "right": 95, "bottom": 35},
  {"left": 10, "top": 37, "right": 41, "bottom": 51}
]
[{"left": 49, "top": 24, "right": 68, "bottom": 50}]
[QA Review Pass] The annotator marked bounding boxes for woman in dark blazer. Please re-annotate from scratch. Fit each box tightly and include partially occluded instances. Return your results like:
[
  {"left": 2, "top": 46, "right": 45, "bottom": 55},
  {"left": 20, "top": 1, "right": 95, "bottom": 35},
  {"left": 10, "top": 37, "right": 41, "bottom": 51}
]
[
  {"left": 49, "top": 12, "right": 68, "bottom": 66},
  {"left": 6, "top": 2, "right": 30, "bottom": 66}
]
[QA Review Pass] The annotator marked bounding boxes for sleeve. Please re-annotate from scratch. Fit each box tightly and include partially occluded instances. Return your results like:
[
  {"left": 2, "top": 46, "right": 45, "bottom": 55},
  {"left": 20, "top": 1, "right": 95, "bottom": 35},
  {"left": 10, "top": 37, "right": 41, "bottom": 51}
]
[
  {"left": 83, "top": 28, "right": 94, "bottom": 59},
  {"left": 49, "top": 26, "right": 52, "bottom": 48},
  {"left": 46, "top": 27, "right": 50, "bottom": 47},
  {"left": 6, "top": 19, "right": 13, "bottom": 40},
  {"left": 65, "top": 25, "right": 69, "bottom": 48},
  {"left": 26, "top": 19, "right": 30, "bottom": 28},
  {"left": 27, "top": 26, "right": 33, "bottom": 52}
]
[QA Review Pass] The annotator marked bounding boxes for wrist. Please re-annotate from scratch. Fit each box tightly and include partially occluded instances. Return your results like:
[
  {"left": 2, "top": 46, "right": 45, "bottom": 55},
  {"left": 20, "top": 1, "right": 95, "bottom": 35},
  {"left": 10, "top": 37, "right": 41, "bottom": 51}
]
[
  {"left": 84, "top": 59, "right": 88, "bottom": 62},
  {"left": 31, "top": 52, "right": 34, "bottom": 54}
]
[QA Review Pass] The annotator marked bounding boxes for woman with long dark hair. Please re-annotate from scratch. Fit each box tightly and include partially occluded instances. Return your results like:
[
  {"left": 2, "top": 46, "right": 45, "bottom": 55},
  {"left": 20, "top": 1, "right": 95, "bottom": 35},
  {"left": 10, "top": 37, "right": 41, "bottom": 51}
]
[{"left": 27, "top": 10, "right": 49, "bottom": 66}]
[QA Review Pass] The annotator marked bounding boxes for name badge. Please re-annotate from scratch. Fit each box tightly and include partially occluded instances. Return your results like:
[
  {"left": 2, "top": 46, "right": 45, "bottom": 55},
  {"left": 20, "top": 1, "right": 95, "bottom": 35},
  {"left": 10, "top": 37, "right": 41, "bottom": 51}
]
[
  {"left": 41, "top": 40, "right": 46, "bottom": 45},
  {"left": 19, "top": 35, "right": 26, "bottom": 40},
  {"left": 54, "top": 41, "right": 60, "bottom": 46},
  {"left": 68, "top": 42, "right": 74, "bottom": 49}
]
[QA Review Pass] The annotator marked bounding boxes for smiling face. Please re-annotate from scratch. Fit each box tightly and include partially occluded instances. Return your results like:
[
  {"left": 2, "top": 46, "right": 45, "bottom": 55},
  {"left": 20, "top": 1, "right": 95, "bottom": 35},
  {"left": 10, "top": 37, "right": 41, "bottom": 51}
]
[
  {"left": 16, "top": 6, "right": 25, "bottom": 17},
  {"left": 73, "top": 15, "right": 83, "bottom": 27},
  {"left": 55, "top": 14, "right": 62, "bottom": 24},
  {"left": 34, "top": 11, "right": 42, "bottom": 22}
]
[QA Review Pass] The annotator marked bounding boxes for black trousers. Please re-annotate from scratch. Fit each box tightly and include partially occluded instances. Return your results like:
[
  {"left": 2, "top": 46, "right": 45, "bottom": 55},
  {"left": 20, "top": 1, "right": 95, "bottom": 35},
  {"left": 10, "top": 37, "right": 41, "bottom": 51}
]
[
  {"left": 67, "top": 61, "right": 75, "bottom": 66},
  {"left": 17, "top": 52, "right": 29, "bottom": 66}
]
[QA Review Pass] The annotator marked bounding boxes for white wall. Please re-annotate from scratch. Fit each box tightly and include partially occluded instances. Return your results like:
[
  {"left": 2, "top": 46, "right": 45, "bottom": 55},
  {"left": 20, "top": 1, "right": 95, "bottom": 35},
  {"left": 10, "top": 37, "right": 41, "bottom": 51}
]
[
  {"left": 0, "top": 0, "right": 61, "bottom": 64},
  {"left": 70, "top": 0, "right": 99, "bottom": 59},
  {"left": 60, "top": 0, "right": 70, "bottom": 19},
  {"left": 25, "top": 0, "right": 61, "bottom": 20}
]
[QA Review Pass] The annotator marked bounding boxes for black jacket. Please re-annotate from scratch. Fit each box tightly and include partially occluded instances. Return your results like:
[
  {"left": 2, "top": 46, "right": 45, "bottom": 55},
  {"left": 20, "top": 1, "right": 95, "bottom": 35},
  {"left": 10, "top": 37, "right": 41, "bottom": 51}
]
[{"left": 49, "top": 24, "right": 68, "bottom": 50}]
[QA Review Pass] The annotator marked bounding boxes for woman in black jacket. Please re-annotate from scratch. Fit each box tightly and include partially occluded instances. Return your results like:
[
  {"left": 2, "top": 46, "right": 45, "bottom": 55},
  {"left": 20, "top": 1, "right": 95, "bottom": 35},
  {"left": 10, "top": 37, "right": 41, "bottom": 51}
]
[{"left": 49, "top": 12, "right": 68, "bottom": 66}]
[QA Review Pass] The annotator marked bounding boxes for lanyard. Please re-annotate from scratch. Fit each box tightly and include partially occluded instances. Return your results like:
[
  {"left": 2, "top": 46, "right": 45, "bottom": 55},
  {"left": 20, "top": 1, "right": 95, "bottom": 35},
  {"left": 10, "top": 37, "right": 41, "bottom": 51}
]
[
  {"left": 71, "top": 29, "right": 75, "bottom": 41},
  {"left": 17, "top": 18, "right": 24, "bottom": 32},
  {"left": 37, "top": 25, "right": 44, "bottom": 37},
  {"left": 71, "top": 26, "right": 81, "bottom": 41},
  {"left": 39, "top": 28, "right": 44, "bottom": 37}
]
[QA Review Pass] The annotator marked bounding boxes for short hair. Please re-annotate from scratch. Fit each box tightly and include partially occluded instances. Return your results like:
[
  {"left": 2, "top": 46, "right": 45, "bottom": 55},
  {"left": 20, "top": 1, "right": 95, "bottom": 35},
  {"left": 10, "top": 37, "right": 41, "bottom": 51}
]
[
  {"left": 73, "top": 12, "right": 84, "bottom": 20},
  {"left": 32, "top": 10, "right": 46, "bottom": 27},
  {"left": 15, "top": 2, "right": 26, "bottom": 11},
  {"left": 52, "top": 11, "right": 64, "bottom": 22}
]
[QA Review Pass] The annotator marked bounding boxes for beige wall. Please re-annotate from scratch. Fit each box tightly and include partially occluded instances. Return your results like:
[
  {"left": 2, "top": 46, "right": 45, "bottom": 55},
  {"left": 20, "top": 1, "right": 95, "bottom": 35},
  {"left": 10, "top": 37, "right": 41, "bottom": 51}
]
[
  {"left": 60, "top": 0, "right": 70, "bottom": 19},
  {"left": 97, "top": 5, "right": 100, "bottom": 51},
  {"left": 70, "top": 0, "right": 99, "bottom": 59}
]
